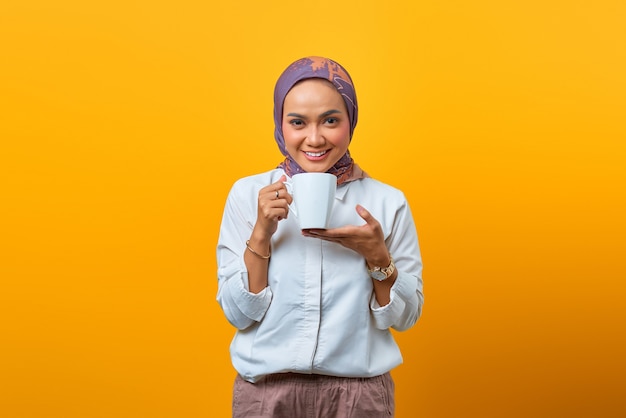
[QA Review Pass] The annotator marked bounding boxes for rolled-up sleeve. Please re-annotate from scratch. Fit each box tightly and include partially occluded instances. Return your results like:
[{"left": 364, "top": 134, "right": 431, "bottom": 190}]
[
  {"left": 370, "top": 271, "right": 423, "bottom": 330},
  {"left": 370, "top": 195, "right": 424, "bottom": 331}
]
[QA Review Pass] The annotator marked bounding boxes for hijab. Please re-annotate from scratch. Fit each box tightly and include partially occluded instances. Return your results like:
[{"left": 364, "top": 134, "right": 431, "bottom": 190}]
[{"left": 274, "top": 56, "right": 368, "bottom": 184}]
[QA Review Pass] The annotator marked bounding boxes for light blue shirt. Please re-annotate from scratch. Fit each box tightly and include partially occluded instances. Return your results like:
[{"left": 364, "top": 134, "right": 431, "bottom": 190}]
[{"left": 217, "top": 169, "right": 424, "bottom": 383}]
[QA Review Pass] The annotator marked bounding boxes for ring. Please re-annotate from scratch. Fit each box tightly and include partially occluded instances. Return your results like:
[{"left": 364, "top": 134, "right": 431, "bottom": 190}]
[{"left": 275, "top": 190, "right": 280, "bottom": 199}]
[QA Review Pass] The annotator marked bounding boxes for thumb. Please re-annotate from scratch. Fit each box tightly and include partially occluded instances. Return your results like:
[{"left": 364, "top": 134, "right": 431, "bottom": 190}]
[{"left": 356, "top": 204, "right": 375, "bottom": 224}]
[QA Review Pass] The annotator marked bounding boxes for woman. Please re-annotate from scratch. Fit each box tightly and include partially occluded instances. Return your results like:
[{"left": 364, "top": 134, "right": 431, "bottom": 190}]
[{"left": 217, "top": 56, "right": 424, "bottom": 418}]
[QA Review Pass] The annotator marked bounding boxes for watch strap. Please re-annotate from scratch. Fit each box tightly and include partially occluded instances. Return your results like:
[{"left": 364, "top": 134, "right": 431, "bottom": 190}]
[{"left": 367, "top": 256, "right": 395, "bottom": 281}]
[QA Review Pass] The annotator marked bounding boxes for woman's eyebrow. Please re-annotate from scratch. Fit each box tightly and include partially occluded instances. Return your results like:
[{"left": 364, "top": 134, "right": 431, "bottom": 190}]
[
  {"left": 319, "top": 109, "right": 342, "bottom": 118},
  {"left": 286, "top": 109, "right": 342, "bottom": 119}
]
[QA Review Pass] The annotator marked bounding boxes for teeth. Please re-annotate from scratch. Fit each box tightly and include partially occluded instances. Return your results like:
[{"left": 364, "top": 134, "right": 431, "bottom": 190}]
[{"left": 305, "top": 151, "right": 326, "bottom": 157}]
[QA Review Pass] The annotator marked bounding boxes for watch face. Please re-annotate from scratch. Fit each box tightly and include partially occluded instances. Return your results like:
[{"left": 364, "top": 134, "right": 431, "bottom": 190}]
[{"left": 371, "top": 270, "right": 387, "bottom": 281}]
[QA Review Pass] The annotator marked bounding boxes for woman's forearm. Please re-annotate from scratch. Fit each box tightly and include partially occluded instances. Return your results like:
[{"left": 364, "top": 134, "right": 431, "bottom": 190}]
[{"left": 244, "top": 234, "right": 271, "bottom": 294}]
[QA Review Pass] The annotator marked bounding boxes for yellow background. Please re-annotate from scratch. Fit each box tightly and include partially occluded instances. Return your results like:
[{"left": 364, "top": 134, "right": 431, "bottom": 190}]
[{"left": 1, "top": 0, "right": 625, "bottom": 417}]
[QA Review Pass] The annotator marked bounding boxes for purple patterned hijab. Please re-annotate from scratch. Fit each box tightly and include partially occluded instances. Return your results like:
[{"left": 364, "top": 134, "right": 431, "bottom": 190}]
[{"left": 274, "top": 56, "right": 367, "bottom": 184}]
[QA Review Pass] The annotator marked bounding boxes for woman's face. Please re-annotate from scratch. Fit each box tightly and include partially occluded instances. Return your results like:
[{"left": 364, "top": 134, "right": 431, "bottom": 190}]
[{"left": 281, "top": 79, "right": 350, "bottom": 173}]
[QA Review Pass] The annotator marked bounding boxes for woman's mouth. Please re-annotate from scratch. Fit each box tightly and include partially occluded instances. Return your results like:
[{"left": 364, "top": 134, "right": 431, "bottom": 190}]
[{"left": 304, "top": 150, "right": 328, "bottom": 160}]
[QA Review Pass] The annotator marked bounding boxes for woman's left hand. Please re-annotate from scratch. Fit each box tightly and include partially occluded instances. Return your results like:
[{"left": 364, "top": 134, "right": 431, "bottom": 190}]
[{"left": 301, "top": 205, "right": 389, "bottom": 266}]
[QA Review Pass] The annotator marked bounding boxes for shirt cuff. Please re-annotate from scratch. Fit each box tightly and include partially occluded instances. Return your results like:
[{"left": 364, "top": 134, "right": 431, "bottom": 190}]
[
  {"left": 369, "top": 272, "right": 411, "bottom": 330},
  {"left": 227, "top": 271, "right": 272, "bottom": 323}
]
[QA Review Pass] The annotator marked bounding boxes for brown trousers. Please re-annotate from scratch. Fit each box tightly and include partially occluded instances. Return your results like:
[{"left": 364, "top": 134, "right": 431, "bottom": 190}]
[{"left": 232, "top": 372, "right": 395, "bottom": 418}]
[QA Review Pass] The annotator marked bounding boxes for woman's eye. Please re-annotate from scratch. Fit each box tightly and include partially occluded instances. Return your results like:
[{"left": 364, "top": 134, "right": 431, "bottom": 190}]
[
  {"left": 289, "top": 119, "right": 304, "bottom": 127},
  {"left": 324, "top": 117, "right": 338, "bottom": 125}
]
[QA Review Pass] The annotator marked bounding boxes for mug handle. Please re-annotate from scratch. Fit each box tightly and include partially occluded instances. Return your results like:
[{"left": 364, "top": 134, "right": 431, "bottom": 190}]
[{"left": 283, "top": 179, "right": 297, "bottom": 218}]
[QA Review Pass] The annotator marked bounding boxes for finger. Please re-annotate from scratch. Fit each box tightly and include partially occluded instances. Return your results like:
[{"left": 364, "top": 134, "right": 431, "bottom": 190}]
[
  {"left": 302, "top": 230, "right": 339, "bottom": 241},
  {"left": 263, "top": 205, "right": 289, "bottom": 221},
  {"left": 263, "top": 176, "right": 287, "bottom": 195},
  {"left": 272, "top": 175, "right": 287, "bottom": 191},
  {"left": 356, "top": 204, "right": 377, "bottom": 226},
  {"left": 356, "top": 204, "right": 369, "bottom": 221},
  {"left": 303, "top": 228, "right": 349, "bottom": 239},
  {"left": 271, "top": 188, "right": 291, "bottom": 204},
  {"left": 266, "top": 186, "right": 284, "bottom": 201},
  {"left": 273, "top": 176, "right": 292, "bottom": 204}
]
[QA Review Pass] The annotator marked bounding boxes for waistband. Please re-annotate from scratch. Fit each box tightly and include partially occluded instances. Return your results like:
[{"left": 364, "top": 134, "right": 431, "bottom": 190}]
[{"left": 259, "top": 372, "right": 391, "bottom": 385}]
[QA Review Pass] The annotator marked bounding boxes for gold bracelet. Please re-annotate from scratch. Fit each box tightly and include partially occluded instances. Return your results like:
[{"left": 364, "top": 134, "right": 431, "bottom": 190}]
[{"left": 245, "top": 240, "right": 271, "bottom": 259}]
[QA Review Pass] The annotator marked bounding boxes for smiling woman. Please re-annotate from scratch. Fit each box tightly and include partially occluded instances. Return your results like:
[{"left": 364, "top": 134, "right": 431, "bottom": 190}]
[
  {"left": 216, "top": 56, "right": 424, "bottom": 417},
  {"left": 281, "top": 79, "right": 351, "bottom": 173}
]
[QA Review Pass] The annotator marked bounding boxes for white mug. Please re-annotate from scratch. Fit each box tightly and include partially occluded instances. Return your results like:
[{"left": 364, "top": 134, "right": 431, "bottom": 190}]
[{"left": 288, "top": 173, "right": 337, "bottom": 229}]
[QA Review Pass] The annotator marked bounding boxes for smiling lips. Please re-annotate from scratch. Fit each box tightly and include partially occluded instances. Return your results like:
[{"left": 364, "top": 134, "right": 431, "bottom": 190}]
[{"left": 304, "top": 150, "right": 329, "bottom": 160}]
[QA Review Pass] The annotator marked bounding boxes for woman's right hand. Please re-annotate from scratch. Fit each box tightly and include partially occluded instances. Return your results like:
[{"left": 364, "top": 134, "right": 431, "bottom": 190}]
[{"left": 253, "top": 175, "right": 292, "bottom": 238}]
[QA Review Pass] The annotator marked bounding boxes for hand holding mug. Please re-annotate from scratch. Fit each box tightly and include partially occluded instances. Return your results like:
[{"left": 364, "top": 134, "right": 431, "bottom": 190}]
[{"left": 255, "top": 175, "right": 292, "bottom": 237}]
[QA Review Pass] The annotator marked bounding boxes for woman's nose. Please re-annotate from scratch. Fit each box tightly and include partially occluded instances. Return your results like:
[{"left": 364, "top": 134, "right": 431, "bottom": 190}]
[{"left": 305, "top": 126, "right": 324, "bottom": 146}]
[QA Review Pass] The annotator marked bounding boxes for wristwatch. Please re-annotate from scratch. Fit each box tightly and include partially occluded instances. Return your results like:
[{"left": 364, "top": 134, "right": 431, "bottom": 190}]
[{"left": 367, "top": 256, "right": 396, "bottom": 281}]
